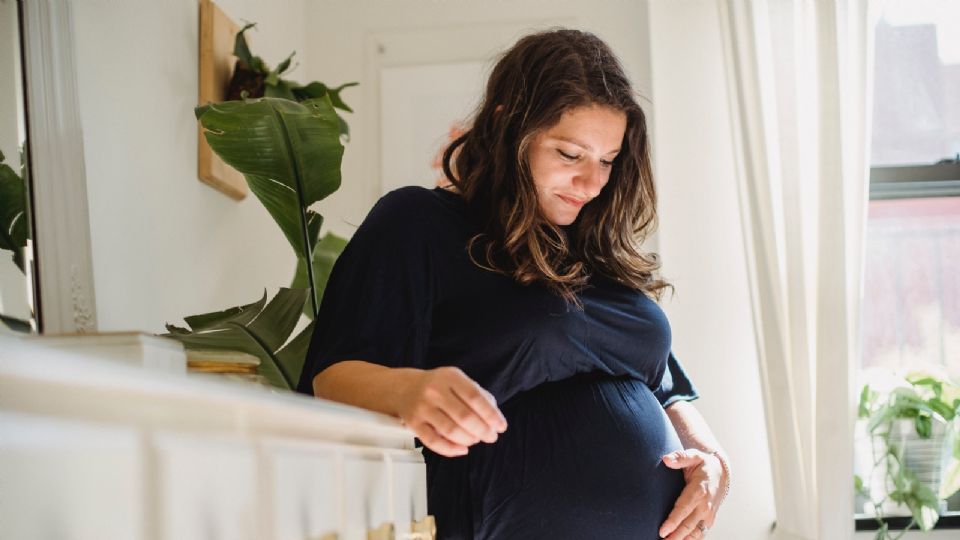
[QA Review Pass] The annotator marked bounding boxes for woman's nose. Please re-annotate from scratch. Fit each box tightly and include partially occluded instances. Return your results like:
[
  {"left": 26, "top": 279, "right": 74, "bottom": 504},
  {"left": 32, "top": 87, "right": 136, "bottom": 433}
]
[{"left": 575, "top": 162, "right": 607, "bottom": 197}]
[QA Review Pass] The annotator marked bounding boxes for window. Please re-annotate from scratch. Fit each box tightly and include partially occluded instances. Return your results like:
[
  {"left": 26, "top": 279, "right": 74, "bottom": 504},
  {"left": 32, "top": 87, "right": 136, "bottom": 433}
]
[{"left": 855, "top": 0, "right": 960, "bottom": 531}]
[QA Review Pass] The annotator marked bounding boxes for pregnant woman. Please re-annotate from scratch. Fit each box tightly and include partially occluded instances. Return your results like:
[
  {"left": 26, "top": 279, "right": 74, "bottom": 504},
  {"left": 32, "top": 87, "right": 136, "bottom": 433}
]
[{"left": 297, "top": 28, "right": 731, "bottom": 539}]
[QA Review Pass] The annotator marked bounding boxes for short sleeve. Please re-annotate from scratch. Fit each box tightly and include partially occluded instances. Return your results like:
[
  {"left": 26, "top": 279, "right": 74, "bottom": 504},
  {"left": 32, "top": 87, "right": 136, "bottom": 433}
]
[
  {"left": 296, "top": 188, "right": 436, "bottom": 396},
  {"left": 652, "top": 350, "right": 700, "bottom": 408}
]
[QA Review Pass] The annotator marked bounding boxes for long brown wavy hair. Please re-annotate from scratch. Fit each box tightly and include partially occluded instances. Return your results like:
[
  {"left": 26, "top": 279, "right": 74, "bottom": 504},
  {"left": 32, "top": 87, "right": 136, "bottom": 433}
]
[{"left": 441, "top": 28, "right": 672, "bottom": 307}]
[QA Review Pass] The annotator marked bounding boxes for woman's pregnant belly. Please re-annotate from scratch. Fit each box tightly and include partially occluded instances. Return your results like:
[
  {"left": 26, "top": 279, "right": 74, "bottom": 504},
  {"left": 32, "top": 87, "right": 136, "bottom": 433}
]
[{"left": 425, "top": 371, "right": 687, "bottom": 539}]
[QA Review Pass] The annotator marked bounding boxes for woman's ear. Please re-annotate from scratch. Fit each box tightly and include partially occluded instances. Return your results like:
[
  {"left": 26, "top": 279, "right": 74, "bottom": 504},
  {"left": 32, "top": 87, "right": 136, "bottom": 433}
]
[{"left": 494, "top": 104, "right": 505, "bottom": 114}]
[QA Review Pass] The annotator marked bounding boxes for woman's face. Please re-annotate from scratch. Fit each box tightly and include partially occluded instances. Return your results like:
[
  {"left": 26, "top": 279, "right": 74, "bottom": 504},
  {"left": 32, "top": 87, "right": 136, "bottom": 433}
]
[{"left": 527, "top": 104, "right": 627, "bottom": 226}]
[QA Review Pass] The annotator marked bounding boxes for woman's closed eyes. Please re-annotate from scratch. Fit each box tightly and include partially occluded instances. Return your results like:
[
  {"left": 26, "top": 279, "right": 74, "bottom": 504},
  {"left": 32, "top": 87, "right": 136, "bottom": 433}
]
[{"left": 556, "top": 148, "right": 615, "bottom": 169}]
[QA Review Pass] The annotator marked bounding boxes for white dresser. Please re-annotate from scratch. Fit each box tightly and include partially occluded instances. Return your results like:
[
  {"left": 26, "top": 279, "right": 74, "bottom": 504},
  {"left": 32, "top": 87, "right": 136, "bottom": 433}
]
[{"left": 0, "top": 334, "right": 433, "bottom": 540}]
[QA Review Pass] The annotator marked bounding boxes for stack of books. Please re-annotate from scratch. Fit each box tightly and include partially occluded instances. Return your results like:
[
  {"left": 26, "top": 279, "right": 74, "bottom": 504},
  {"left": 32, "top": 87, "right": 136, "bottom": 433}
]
[{"left": 185, "top": 349, "right": 270, "bottom": 387}]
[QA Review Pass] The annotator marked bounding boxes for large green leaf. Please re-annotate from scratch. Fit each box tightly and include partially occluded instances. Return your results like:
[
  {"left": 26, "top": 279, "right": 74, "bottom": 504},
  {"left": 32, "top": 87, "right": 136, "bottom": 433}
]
[
  {"left": 247, "top": 287, "right": 307, "bottom": 352},
  {"left": 290, "top": 81, "right": 356, "bottom": 140},
  {"left": 264, "top": 79, "right": 298, "bottom": 101},
  {"left": 182, "top": 291, "right": 266, "bottom": 332},
  {"left": 195, "top": 96, "right": 343, "bottom": 256},
  {"left": 292, "top": 81, "right": 358, "bottom": 113},
  {"left": 163, "top": 288, "right": 309, "bottom": 390},
  {"left": 291, "top": 231, "right": 348, "bottom": 319},
  {"left": 276, "top": 320, "right": 315, "bottom": 388},
  {"left": 244, "top": 172, "right": 321, "bottom": 255},
  {"left": 904, "top": 475, "right": 940, "bottom": 531}
]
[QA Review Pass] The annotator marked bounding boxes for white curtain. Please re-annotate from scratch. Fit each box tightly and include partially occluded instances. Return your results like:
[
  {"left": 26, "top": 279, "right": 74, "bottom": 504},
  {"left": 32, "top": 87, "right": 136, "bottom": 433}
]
[{"left": 716, "top": 1, "right": 877, "bottom": 538}]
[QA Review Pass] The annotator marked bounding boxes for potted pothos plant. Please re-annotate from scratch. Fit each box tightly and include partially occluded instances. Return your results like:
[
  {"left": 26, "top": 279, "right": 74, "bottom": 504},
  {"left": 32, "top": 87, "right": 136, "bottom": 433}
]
[
  {"left": 855, "top": 371, "right": 960, "bottom": 538},
  {"left": 162, "top": 24, "right": 354, "bottom": 391}
]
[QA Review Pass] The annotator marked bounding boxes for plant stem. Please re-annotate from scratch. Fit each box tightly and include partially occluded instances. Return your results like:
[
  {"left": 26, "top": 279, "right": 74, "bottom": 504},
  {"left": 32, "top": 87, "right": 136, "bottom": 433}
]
[
  {"left": 226, "top": 321, "right": 293, "bottom": 389},
  {"left": 269, "top": 103, "right": 319, "bottom": 319}
]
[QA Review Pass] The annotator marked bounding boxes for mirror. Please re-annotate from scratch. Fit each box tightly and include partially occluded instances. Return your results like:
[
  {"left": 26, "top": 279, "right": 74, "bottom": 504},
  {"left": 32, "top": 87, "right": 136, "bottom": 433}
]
[{"left": 0, "top": 0, "right": 36, "bottom": 334}]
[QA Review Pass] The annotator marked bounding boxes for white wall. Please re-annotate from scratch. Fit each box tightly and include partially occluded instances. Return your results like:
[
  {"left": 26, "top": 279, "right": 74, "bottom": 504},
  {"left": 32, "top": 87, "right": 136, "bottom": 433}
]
[
  {"left": 647, "top": 1, "right": 776, "bottom": 538},
  {"left": 301, "top": 0, "right": 654, "bottom": 241},
  {"left": 72, "top": 0, "right": 308, "bottom": 332}
]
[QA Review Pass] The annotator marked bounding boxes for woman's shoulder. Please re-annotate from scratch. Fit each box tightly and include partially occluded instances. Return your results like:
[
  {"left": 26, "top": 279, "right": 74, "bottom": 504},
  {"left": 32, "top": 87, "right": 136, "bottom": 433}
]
[{"left": 366, "top": 185, "right": 468, "bottom": 230}]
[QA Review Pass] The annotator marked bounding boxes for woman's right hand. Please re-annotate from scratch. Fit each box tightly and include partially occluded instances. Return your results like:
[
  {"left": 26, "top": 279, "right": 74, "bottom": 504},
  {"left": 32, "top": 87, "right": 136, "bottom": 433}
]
[{"left": 395, "top": 366, "right": 508, "bottom": 458}]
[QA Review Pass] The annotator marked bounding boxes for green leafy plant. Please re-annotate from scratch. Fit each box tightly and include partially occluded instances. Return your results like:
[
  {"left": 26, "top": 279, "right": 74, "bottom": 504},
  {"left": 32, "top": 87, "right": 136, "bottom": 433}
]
[
  {"left": 163, "top": 25, "right": 357, "bottom": 390},
  {"left": 226, "top": 22, "right": 357, "bottom": 140},
  {"left": 0, "top": 148, "right": 28, "bottom": 273},
  {"left": 856, "top": 372, "right": 960, "bottom": 538},
  {"left": 165, "top": 289, "right": 312, "bottom": 389}
]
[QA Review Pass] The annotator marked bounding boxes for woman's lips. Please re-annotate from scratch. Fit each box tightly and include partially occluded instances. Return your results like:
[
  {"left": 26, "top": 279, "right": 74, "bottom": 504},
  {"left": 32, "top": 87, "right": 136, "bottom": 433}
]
[{"left": 558, "top": 194, "right": 587, "bottom": 208}]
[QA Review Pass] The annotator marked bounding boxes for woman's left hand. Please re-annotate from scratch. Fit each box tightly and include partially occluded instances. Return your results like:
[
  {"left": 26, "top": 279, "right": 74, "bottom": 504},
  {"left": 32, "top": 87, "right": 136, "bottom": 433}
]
[{"left": 657, "top": 449, "right": 727, "bottom": 539}]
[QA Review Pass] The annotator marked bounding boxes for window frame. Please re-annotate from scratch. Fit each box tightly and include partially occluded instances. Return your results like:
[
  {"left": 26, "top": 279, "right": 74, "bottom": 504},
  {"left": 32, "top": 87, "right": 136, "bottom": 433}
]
[
  {"left": 853, "top": 159, "right": 960, "bottom": 531},
  {"left": 869, "top": 161, "right": 960, "bottom": 200}
]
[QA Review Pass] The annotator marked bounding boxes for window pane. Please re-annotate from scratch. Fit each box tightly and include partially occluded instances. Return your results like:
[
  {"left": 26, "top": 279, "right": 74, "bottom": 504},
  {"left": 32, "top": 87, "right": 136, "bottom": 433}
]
[
  {"left": 861, "top": 197, "right": 960, "bottom": 378},
  {"left": 871, "top": 1, "right": 960, "bottom": 166}
]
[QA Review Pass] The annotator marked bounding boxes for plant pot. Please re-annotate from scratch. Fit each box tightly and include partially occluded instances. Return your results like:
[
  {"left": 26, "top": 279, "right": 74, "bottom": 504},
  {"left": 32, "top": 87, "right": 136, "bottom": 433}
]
[{"left": 854, "top": 418, "right": 951, "bottom": 517}]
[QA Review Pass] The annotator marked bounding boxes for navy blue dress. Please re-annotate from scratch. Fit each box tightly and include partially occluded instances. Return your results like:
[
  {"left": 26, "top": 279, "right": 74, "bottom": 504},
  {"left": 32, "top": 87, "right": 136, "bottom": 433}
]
[{"left": 297, "top": 186, "right": 699, "bottom": 539}]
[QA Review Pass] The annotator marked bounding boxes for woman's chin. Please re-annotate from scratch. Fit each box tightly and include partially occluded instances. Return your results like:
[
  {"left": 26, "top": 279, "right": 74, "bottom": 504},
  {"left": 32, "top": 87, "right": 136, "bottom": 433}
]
[{"left": 545, "top": 209, "right": 578, "bottom": 227}]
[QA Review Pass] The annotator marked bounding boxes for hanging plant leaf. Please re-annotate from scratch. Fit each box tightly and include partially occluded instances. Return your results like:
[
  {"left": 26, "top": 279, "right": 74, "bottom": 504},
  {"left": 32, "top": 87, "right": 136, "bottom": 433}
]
[
  {"left": 940, "top": 458, "right": 960, "bottom": 500},
  {"left": 904, "top": 475, "right": 940, "bottom": 531},
  {"left": 858, "top": 384, "right": 873, "bottom": 419}
]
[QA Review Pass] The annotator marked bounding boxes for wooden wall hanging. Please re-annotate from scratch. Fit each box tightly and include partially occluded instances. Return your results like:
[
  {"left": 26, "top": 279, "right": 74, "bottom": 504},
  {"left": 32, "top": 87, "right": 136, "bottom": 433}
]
[{"left": 197, "top": 0, "right": 247, "bottom": 200}]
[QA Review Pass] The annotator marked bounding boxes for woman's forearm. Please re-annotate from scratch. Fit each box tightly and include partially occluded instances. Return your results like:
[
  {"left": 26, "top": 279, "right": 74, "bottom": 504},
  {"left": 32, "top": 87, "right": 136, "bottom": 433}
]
[
  {"left": 665, "top": 400, "right": 722, "bottom": 453},
  {"left": 665, "top": 400, "right": 731, "bottom": 500},
  {"left": 311, "top": 360, "right": 424, "bottom": 418}
]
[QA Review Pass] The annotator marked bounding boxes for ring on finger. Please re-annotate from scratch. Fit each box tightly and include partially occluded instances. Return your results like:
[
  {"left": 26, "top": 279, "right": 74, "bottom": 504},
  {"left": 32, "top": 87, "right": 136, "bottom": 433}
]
[{"left": 696, "top": 521, "right": 708, "bottom": 535}]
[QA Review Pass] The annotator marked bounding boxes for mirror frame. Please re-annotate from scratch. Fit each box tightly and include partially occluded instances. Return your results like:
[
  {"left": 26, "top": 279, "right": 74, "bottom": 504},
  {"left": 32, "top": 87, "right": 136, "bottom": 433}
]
[{"left": 20, "top": 0, "right": 97, "bottom": 334}]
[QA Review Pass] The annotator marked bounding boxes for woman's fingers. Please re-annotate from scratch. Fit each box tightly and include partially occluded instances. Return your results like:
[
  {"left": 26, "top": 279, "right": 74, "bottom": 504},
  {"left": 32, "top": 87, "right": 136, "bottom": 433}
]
[
  {"left": 703, "top": 512, "right": 717, "bottom": 529},
  {"left": 659, "top": 478, "right": 709, "bottom": 538},
  {"left": 662, "top": 449, "right": 704, "bottom": 469},
  {"left": 398, "top": 366, "right": 508, "bottom": 455},
  {"left": 664, "top": 505, "right": 708, "bottom": 540},
  {"left": 658, "top": 447, "right": 726, "bottom": 538},
  {"left": 419, "top": 404, "right": 484, "bottom": 447},
  {"left": 684, "top": 523, "right": 705, "bottom": 540},
  {"left": 667, "top": 512, "right": 704, "bottom": 540},
  {"left": 411, "top": 420, "right": 468, "bottom": 457},
  {"left": 448, "top": 373, "right": 508, "bottom": 433},
  {"left": 435, "top": 388, "right": 500, "bottom": 443}
]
